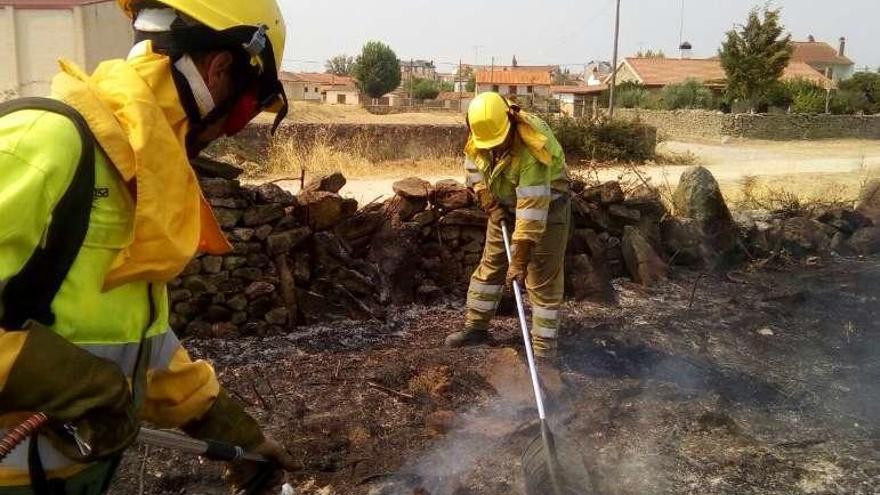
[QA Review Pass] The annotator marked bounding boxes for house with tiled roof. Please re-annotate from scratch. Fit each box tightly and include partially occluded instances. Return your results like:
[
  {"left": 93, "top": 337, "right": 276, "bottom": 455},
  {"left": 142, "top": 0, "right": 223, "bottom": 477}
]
[
  {"left": 279, "top": 72, "right": 356, "bottom": 102},
  {"left": 475, "top": 68, "right": 553, "bottom": 99},
  {"left": 791, "top": 37, "right": 855, "bottom": 81},
  {"left": 0, "top": 0, "right": 132, "bottom": 98},
  {"left": 612, "top": 56, "right": 834, "bottom": 91}
]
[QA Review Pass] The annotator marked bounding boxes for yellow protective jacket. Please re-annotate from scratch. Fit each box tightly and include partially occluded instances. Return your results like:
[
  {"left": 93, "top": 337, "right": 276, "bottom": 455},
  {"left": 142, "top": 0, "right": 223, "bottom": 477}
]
[
  {"left": 464, "top": 111, "right": 569, "bottom": 243},
  {"left": 0, "top": 43, "right": 228, "bottom": 486}
]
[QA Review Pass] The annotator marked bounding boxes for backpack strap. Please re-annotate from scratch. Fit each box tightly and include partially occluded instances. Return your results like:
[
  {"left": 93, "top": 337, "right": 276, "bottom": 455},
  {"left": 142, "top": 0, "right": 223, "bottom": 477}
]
[{"left": 0, "top": 97, "right": 97, "bottom": 330}]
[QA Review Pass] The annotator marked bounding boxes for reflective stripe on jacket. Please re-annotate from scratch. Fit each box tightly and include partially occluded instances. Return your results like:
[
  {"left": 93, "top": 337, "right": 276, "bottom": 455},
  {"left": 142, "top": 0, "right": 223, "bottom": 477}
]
[
  {"left": 464, "top": 112, "right": 569, "bottom": 243},
  {"left": 0, "top": 110, "right": 220, "bottom": 486}
]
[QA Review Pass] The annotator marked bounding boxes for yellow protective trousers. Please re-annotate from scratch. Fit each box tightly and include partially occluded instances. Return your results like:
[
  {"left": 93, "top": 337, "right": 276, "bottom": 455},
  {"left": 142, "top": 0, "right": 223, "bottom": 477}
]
[{"left": 465, "top": 198, "right": 571, "bottom": 357}]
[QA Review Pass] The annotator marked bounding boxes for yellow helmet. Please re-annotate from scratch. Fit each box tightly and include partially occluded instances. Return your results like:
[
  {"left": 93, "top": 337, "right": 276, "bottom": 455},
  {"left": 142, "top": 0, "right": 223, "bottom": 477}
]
[
  {"left": 118, "top": 0, "right": 288, "bottom": 129},
  {"left": 117, "top": 0, "right": 285, "bottom": 70},
  {"left": 468, "top": 92, "right": 512, "bottom": 149}
]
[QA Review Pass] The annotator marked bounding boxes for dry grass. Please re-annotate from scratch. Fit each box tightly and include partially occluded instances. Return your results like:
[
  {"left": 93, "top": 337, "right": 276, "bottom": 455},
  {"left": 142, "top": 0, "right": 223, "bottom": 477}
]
[
  {"left": 254, "top": 101, "right": 465, "bottom": 125},
  {"left": 250, "top": 129, "right": 462, "bottom": 181}
]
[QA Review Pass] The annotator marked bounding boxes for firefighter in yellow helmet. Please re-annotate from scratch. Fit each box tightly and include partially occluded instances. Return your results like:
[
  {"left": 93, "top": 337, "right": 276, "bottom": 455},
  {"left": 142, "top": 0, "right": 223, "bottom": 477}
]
[
  {"left": 0, "top": 1, "right": 295, "bottom": 494},
  {"left": 445, "top": 92, "right": 571, "bottom": 387}
]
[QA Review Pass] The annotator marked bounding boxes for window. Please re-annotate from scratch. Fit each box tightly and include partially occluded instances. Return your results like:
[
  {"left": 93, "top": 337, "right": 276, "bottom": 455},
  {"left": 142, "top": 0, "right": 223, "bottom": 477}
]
[
  {"left": 527, "top": 85, "right": 534, "bottom": 94},
  {"left": 304, "top": 87, "right": 309, "bottom": 93},
  {"left": 492, "top": 85, "right": 500, "bottom": 92},
  {"left": 337, "top": 94, "right": 347, "bottom": 104},
  {"left": 509, "top": 86, "right": 517, "bottom": 95}
]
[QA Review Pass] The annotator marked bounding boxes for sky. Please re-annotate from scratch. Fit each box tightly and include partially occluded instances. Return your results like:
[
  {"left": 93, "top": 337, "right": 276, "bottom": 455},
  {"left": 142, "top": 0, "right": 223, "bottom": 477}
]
[{"left": 278, "top": 0, "right": 880, "bottom": 74}]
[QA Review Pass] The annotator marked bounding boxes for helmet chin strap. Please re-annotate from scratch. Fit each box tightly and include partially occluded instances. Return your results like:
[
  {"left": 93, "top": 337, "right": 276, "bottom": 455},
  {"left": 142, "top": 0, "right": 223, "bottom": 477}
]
[{"left": 174, "top": 55, "right": 216, "bottom": 118}]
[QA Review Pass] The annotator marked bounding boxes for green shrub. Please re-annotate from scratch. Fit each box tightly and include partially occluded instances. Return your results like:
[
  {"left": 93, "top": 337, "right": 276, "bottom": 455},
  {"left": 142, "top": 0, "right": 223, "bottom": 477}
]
[
  {"left": 659, "top": 79, "right": 717, "bottom": 110},
  {"left": 786, "top": 79, "right": 826, "bottom": 113},
  {"left": 617, "top": 87, "right": 649, "bottom": 108},
  {"left": 546, "top": 115, "right": 657, "bottom": 162},
  {"left": 838, "top": 72, "right": 880, "bottom": 114},
  {"left": 830, "top": 89, "right": 871, "bottom": 115}
]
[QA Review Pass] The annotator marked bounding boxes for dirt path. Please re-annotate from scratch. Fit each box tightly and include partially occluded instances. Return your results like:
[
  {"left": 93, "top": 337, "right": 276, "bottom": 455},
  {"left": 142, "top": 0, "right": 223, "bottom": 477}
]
[
  {"left": 271, "top": 139, "right": 880, "bottom": 205},
  {"left": 111, "top": 257, "right": 880, "bottom": 495}
]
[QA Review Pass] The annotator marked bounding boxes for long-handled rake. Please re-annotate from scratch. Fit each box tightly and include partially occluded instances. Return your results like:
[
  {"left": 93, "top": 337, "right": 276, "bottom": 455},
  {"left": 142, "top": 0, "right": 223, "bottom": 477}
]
[{"left": 500, "top": 221, "right": 589, "bottom": 495}]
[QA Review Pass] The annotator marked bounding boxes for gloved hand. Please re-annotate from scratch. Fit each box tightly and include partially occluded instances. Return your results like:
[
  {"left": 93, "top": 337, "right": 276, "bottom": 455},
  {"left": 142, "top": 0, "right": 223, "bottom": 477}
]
[
  {"left": 506, "top": 240, "right": 534, "bottom": 290},
  {"left": 225, "top": 436, "right": 299, "bottom": 495},
  {"left": 475, "top": 188, "right": 510, "bottom": 225},
  {"left": 183, "top": 391, "right": 298, "bottom": 495},
  {"left": 0, "top": 323, "right": 138, "bottom": 460}
]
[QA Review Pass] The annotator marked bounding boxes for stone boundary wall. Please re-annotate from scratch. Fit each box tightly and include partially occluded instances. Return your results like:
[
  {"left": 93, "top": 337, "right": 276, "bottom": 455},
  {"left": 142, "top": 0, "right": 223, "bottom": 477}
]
[
  {"left": 177, "top": 160, "right": 673, "bottom": 339},
  {"left": 615, "top": 108, "right": 880, "bottom": 141}
]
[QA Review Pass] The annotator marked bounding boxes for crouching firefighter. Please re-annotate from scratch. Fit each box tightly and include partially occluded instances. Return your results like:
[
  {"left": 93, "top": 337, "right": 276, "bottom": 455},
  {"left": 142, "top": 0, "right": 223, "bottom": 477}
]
[
  {"left": 445, "top": 92, "right": 571, "bottom": 390},
  {"left": 0, "top": 1, "right": 297, "bottom": 493}
]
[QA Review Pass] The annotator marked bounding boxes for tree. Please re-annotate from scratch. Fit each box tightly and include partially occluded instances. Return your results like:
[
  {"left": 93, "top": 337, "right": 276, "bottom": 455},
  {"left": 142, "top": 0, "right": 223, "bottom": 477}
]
[
  {"left": 412, "top": 78, "right": 441, "bottom": 100},
  {"left": 554, "top": 68, "right": 575, "bottom": 85},
  {"left": 353, "top": 41, "right": 402, "bottom": 99},
  {"left": 719, "top": 6, "right": 793, "bottom": 111},
  {"left": 839, "top": 72, "right": 880, "bottom": 114},
  {"left": 466, "top": 74, "right": 476, "bottom": 93},
  {"left": 439, "top": 80, "right": 455, "bottom": 92},
  {"left": 325, "top": 54, "right": 355, "bottom": 76}
]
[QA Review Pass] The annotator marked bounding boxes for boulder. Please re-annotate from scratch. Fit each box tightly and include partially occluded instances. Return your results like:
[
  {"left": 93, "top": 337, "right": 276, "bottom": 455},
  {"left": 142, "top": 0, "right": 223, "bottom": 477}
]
[
  {"left": 565, "top": 254, "right": 615, "bottom": 303},
  {"left": 243, "top": 204, "right": 285, "bottom": 227},
  {"left": 661, "top": 217, "right": 706, "bottom": 266},
  {"left": 303, "top": 172, "right": 346, "bottom": 194},
  {"left": 622, "top": 226, "right": 667, "bottom": 286},
  {"left": 439, "top": 208, "right": 488, "bottom": 227},
  {"left": 393, "top": 177, "right": 433, "bottom": 200},
  {"left": 253, "top": 183, "right": 296, "bottom": 205},
  {"left": 335, "top": 204, "right": 386, "bottom": 251},
  {"left": 201, "top": 256, "right": 224, "bottom": 274},
  {"left": 672, "top": 166, "right": 738, "bottom": 260},
  {"left": 199, "top": 178, "right": 238, "bottom": 198},
  {"left": 297, "top": 191, "right": 345, "bottom": 230},
  {"left": 856, "top": 179, "right": 880, "bottom": 223},
  {"left": 775, "top": 217, "right": 837, "bottom": 255},
  {"left": 816, "top": 208, "right": 872, "bottom": 235},
  {"left": 608, "top": 204, "right": 641, "bottom": 224},
  {"left": 582, "top": 181, "right": 625, "bottom": 204},
  {"left": 191, "top": 156, "right": 243, "bottom": 180},
  {"left": 385, "top": 195, "right": 427, "bottom": 223},
  {"left": 266, "top": 227, "right": 311, "bottom": 255},
  {"left": 847, "top": 226, "right": 880, "bottom": 255},
  {"left": 213, "top": 208, "right": 243, "bottom": 229},
  {"left": 432, "top": 179, "right": 472, "bottom": 210},
  {"left": 244, "top": 281, "right": 275, "bottom": 300}
]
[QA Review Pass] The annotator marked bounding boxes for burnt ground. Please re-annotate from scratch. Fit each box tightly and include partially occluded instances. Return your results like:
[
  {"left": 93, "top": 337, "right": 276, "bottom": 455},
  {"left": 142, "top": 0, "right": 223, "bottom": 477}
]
[{"left": 111, "top": 257, "right": 880, "bottom": 495}]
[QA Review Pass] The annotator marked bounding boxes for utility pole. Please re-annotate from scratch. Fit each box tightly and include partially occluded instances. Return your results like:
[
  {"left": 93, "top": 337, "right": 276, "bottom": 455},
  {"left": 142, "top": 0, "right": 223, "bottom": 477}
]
[
  {"left": 678, "top": 0, "right": 685, "bottom": 48},
  {"left": 608, "top": 0, "right": 622, "bottom": 119},
  {"left": 491, "top": 56, "right": 495, "bottom": 91}
]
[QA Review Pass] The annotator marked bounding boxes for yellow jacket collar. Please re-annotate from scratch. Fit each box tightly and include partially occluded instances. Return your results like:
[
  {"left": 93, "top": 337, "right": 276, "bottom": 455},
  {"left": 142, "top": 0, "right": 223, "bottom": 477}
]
[{"left": 51, "top": 41, "right": 231, "bottom": 290}]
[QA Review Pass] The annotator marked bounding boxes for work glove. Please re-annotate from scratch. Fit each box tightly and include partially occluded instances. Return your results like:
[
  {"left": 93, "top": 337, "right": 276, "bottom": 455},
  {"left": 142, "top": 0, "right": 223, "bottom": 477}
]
[
  {"left": 183, "top": 391, "right": 298, "bottom": 495},
  {"left": 225, "top": 436, "right": 299, "bottom": 495},
  {"left": 475, "top": 188, "right": 511, "bottom": 225},
  {"left": 505, "top": 240, "right": 534, "bottom": 290},
  {"left": 0, "top": 323, "right": 139, "bottom": 461}
]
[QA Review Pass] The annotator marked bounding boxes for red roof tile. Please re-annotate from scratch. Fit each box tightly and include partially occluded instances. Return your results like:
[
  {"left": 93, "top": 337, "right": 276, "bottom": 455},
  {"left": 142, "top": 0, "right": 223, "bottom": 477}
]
[
  {"left": 620, "top": 57, "right": 833, "bottom": 89},
  {"left": 475, "top": 69, "right": 552, "bottom": 85},
  {"left": 791, "top": 41, "right": 853, "bottom": 66},
  {"left": 279, "top": 72, "right": 354, "bottom": 86}
]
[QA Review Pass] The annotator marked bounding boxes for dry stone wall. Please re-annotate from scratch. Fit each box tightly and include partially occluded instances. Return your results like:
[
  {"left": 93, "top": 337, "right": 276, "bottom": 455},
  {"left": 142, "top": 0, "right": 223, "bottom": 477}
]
[
  {"left": 616, "top": 108, "right": 880, "bottom": 141},
  {"left": 176, "top": 159, "right": 676, "bottom": 338}
]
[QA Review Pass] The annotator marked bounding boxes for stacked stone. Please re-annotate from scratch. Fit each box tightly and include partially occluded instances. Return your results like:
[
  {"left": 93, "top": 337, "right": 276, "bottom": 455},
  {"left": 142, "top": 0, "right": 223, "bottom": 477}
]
[{"left": 174, "top": 158, "right": 675, "bottom": 337}]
